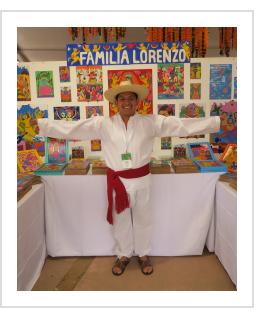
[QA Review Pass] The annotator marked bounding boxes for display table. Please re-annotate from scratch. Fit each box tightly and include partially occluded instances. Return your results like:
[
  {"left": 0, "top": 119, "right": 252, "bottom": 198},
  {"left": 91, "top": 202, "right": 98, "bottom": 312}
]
[
  {"left": 215, "top": 181, "right": 237, "bottom": 285},
  {"left": 17, "top": 184, "right": 46, "bottom": 291},
  {"left": 42, "top": 173, "right": 221, "bottom": 257}
]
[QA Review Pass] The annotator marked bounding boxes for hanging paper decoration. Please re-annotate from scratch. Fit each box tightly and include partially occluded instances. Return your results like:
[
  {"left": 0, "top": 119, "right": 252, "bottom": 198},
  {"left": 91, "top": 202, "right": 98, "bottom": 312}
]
[
  {"left": 145, "top": 27, "right": 208, "bottom": 58},
  {"left": 67, "top": 27, "right": 127, "bottom": 43},
  {"left": 219, "top": 27, "right": 237, "bottom": 57}
]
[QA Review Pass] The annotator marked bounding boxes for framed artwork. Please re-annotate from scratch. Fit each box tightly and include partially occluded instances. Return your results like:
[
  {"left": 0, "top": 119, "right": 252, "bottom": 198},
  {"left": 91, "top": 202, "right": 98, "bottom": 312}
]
[
  {"left": 190, "top": 63, "right": 201, "bottom": 79},
  {"left": 91, "top": 139, "right": 102, "bottom": 151},
  {"left": 158, "top": 104, "right": 175, "bottom": 116},
  {"left": 107, "top": 69, "right": 153, "bottom": 116},
  {"left": 45, "top": 137, "right": 69, "bottom": 164},
  {"left": 17, "top": 66, "right": 31, "bottom": 101},
  {"left": 35, "top": 71, "right": 54, "bottom": 98},
  {"left": 17, "top": 149, "right": 42, "bottom": 173},
  {"left": 76, "top": 66, "right": 103, "bottom": 101},
  {"left": 71, "top": 146, "right": 84, "bottom": 159},
  {"left": 54, "top": 106, "right": 80, "bottom": 121},
  {"left": 157, "top": 63, "right": 184, "bottom": 99},
  {"left": 219, "top": 143, "right": 237, "bottom": 173},
  {"left": 86, "top": 106, "right": 104, "bottom": 118},
  {"left": 190, "top": 83, "right": 201, "bottom": 99},
  {"left": 209, "top": 64, "right": 232, "bottom": 99},
  {"left": 161, "top": 137, "right": 171, "bottom": 150},
  {"left": 60, "top": 87, "right": 72, "bottom": 102},
  {"left": 59, "top": 66, "right": 71, "bottom": 82},
  {"left": 210, "top": 100, "right": 237, "bottom": 144}
]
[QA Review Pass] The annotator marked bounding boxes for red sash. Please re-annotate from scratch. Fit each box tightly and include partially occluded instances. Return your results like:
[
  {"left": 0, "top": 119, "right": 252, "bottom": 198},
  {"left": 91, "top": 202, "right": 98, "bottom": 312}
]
[{"left": 106, "top": 163, "right": 150, "bottom": 225}]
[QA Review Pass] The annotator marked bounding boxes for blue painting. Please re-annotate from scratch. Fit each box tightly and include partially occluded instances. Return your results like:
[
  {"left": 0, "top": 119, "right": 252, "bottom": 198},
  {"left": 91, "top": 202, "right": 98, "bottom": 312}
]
[
  {"left": 234, "top": 77, "right": 237, "bottom": 99},
  {"left": 210, "top": 64, "right": 232, "bottom": 99}
]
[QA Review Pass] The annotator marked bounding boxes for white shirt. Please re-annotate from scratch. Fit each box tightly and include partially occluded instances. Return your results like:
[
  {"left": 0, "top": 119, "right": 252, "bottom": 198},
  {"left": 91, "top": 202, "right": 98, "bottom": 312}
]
[{"left": 38, "top": 113, "right": 220, "bottom": 191}]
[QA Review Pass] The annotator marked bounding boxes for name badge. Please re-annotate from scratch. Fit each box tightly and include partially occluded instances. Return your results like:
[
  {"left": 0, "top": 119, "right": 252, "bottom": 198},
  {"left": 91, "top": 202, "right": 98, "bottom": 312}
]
[{"left": 121, "top": 152, "right": 132, "bottom": 169}]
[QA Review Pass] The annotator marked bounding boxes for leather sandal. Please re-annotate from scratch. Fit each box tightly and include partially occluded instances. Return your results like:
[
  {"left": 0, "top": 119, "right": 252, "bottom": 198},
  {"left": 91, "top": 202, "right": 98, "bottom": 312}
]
[
  {"left": 112, "top": 257, "right": 130, "bottom": 276},
  {"left": 138, "top": 256, "right": 153, "bottom": 275}
]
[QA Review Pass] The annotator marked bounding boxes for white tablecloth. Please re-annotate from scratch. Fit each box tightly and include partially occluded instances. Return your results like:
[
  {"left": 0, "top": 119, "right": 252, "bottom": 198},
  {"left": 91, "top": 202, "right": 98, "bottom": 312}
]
[
  {"left": 42, "top": 173, "right": 220, "bottom": 257},
  {"left": 215, "top": 181, "right": 237, "bottom": 285},
  {"left": 17, "top": 184, "right": 46, "bottom": 291}
]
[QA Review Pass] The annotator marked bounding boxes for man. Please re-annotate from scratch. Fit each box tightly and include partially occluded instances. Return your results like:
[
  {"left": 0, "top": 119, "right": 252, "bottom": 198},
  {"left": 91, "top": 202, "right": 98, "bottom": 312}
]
[{"left": 38, "top": 79, "right": 220, "bottom": 276}]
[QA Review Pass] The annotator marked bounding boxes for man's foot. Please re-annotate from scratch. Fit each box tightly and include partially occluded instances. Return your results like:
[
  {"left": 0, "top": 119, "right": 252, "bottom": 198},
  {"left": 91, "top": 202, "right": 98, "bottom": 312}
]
[
  {"left": 138, "top": 256, "right": 153, "bottom": 275},
  {"left": 112, "top": 256, "right": 131, "bottom": 276}
]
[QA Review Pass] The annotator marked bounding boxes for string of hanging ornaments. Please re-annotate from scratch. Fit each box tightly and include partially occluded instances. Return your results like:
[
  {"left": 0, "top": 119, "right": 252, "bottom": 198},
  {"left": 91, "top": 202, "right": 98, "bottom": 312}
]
[
  {"left": 145, "top": 27, "right": 208, "bottom": 57},
  {"left": 219, "top": 27, "right": 237, "bottom": 57},
  {"left": 67, "top": 27, "right": 127, "bottom": 43}
]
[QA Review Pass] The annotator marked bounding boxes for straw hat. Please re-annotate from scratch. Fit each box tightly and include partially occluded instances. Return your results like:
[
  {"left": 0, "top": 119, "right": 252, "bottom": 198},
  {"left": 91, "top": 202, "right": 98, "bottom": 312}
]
[{"left": 104, "top": 79, "right": 148, "bottom": 103}]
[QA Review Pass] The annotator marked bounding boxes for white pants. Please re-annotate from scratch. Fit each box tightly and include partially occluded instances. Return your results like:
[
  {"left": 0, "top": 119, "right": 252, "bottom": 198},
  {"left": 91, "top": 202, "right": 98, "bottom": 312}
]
[{"left": 112, "top": 187, "right": 152, "bottom": 258}]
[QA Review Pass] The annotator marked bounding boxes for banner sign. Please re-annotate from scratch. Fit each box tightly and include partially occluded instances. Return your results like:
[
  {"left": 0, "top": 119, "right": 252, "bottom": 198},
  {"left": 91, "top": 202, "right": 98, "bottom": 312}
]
[{"left": 66, "top": 41, "right": 191, "bottom": 66}]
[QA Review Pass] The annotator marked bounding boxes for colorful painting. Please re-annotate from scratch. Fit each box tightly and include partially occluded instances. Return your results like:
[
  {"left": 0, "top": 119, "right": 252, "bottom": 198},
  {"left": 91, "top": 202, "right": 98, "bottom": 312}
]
[
  {"left": 209, "top": 64, "right": 232, "bottom": 99},
  {"left": 180, "top": 103, "right": 205, "bottom": 118},
  {"left": 54, "top": 106, "right": 80, "bottom": 121},
  {"left": 190, "top": 83, "right": 201, "bottom": 99},
  {"left": 59, "top": 66, "right": 71, "bottom": 82},
  {"left": 91, "top": 139, "right": 102, "bottom": 151},
  {"left": 46, "top": 137, "right": 68, "bottom": 164},
  {"left": 17, "top": 104, "right": 48, "bottom": 143},
  {"left": 17, "top": 140, "right": 26, "bottom": 151},
  {"left": 72, "top": 146, "right": 84, "bottom": 159},
  {"left": 17, "top": 149, "right": 42, "bottom": 173},
  {"left": 35, "top": 71, "right": 54, "bottom": 98},
  {"left": 190, "top": 63, "right": 201, "bottom": 79},
  {"left": 108, "top": 69, "right": 153, "bottom": 116},
  {"left": 60, "top": 87, "right": 72, "bottom": 102},
  {"left": 234, "top": 77, "right": 237, "bottom": 99},
  {"left": 17, "top": 66, "right": 31, "bottom": 101},
  {"left": 188, "top": 143, "right": 214, "bottom": 161},
  {"left": 158, "top": 104, "right": 175, "bottom": 116},
  {"left": 220, "top": 143, "right": 237, "bottom": 173},
  {"left": 180, "top": 103, "right": 205, "bottom": 139},
  {"left": 210, "top": 100, "right": 237, "bottom": 144},
  {"left": 86, "top": 106, "right": 104, "bottom": 118},
  {"left": 161, "top": 137, "right": 172, "bottom": 150},
  {"left": 76, "top": 66, "right": 103, "bottom": 101},
  {"left": 157, "top": 64, "right": 184, "bottom": 99}
]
